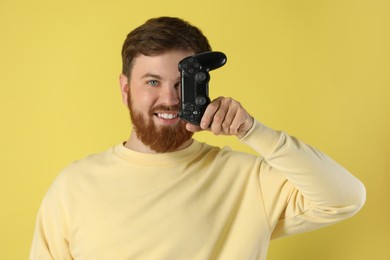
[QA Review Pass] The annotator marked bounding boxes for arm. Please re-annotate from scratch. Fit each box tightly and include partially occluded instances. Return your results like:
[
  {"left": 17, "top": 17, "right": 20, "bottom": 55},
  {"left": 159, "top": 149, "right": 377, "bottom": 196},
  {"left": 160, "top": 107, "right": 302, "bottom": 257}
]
[
  {"left": 241, "top": 120, "right": 366, "bottom": 238},
  {"left": 187, "top": 96, "right": 366, "bottom": 238},
  {"left": 29, "top": 180, "right": 73, "bottom": 260}
]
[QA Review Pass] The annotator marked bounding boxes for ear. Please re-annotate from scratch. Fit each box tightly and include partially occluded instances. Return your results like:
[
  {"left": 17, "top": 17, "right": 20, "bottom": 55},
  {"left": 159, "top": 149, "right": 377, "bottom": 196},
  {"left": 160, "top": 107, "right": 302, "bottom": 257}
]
[{"left": 119, "top": 74, "right": 129, "bottom": 106}]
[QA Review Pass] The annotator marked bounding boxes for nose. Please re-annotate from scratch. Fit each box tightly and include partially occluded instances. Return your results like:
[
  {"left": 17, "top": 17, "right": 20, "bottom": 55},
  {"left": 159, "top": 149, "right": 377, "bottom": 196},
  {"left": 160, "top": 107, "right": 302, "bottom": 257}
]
[{"left": 160, "top": 83, "right": 180, "bottom": 106}]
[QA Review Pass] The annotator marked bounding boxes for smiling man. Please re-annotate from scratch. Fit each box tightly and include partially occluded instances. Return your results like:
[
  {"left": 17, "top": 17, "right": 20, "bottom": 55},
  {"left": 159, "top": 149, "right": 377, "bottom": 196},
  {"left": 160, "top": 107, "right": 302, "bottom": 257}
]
[
  {"left": 30, "top": 17, "right": 366, "bottom": 260},
  {"left": 120, "top": 50, "right": 195, "bottom": 153}
]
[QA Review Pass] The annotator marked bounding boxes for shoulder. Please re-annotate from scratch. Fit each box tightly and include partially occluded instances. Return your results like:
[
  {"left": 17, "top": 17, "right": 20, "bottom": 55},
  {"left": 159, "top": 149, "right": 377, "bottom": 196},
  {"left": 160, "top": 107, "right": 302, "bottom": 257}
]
[
  {"left": 46, "top": 146, "right": 118, "bottom": 193},
  {"left": 195, "top": 141, "right": 263, "bottom": 169}
]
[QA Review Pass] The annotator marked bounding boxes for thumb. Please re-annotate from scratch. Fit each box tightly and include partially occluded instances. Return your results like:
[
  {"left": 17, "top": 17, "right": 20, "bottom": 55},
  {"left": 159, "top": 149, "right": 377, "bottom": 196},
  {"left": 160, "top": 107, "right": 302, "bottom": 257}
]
[{"left": 186, "top": 123, "right": 203, "bottom": 132}]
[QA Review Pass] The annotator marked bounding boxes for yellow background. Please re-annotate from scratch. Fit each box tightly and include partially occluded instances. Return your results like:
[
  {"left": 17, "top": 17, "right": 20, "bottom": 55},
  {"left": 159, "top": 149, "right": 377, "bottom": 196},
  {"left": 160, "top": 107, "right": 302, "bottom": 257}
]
[{"left": 1, "top": 0, "right": 389, "bottom": 259}]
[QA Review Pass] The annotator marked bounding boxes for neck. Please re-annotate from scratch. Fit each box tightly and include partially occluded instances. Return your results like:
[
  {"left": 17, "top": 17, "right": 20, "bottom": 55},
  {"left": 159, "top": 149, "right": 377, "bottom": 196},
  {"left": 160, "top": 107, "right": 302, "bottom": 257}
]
[{"left": 124, "top": 131, "right": 193, "bottom": 154}]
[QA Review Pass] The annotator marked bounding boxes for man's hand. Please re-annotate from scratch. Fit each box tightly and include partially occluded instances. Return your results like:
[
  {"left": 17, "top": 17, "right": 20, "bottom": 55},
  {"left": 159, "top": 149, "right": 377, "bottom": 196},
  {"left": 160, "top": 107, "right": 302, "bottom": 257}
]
[{"left": 186, "top": 96, "right": 254, "bottom": 139}]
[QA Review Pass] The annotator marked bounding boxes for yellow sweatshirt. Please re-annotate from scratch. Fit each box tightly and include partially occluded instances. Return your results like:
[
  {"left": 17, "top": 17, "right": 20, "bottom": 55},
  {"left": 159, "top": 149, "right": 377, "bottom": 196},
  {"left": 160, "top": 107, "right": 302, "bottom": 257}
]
[{"left": 30, "top": 121, "right": 366, "bottom": 260}]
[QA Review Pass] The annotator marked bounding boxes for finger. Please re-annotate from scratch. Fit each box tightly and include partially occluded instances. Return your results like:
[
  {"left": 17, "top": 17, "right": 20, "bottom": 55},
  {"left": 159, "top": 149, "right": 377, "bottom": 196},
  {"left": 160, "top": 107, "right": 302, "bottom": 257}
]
[
  {"left": 200, "top": 97, "right": 223, "bottom": 130},
  {"left": 230, "top": 107, "right": 246, "bottom": 135},
  {"left": 210, "top": 98, "right": 230, "bottom": 135},
  {"left": 221, "top": 98, "right": 239, "bottom": 135}
]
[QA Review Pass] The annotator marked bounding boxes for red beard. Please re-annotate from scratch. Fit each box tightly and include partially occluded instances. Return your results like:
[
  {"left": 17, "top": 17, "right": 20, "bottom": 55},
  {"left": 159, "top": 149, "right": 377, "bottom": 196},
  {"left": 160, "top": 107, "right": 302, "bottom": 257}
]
[{"left": 128, "top": 96, "right": 193, "bottom": 153}]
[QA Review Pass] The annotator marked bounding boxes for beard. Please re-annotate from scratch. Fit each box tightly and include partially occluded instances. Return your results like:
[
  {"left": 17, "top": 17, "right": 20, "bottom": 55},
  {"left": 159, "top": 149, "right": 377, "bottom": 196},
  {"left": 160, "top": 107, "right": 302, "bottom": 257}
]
[{"left": 127, "top": 95, "right": 193, "bottom": 153}]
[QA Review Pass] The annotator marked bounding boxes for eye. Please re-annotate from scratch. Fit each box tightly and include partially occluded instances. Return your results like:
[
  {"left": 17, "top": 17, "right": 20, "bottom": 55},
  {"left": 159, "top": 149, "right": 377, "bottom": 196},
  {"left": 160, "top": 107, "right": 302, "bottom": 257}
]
[{"left": 147, "top": 80, "right": 159, "bottom": 87}]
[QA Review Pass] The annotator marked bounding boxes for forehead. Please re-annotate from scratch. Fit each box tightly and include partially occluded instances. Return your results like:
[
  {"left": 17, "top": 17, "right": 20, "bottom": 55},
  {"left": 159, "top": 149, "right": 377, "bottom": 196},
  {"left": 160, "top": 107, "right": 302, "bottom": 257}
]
[{"left": 130, "top": 50, "right": 194, "bottom": 78}]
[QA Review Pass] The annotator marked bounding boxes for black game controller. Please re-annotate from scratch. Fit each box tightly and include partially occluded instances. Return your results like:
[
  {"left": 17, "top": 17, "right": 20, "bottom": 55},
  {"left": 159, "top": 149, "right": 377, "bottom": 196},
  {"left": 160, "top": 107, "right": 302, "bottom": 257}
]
[{"left": 179, "top": 51, "right": 227, "bottom": 125}]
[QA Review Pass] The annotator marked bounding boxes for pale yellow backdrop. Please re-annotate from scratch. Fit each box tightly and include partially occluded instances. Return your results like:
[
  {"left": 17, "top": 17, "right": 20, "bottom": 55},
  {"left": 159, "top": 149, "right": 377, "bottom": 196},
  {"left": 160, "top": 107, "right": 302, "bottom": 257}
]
[{"left": 1, "top": 0, "right": 389, "bottom": 259}]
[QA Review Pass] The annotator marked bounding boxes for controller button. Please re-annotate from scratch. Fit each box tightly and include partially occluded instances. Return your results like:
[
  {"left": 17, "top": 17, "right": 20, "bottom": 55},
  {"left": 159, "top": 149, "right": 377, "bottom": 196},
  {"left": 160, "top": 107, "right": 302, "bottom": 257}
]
[
  {"left": 195, "top": 96, "right": 207, "bottom": 106},
  {"left": 195, "top": 72, "right": 207, "bottom": 82}
]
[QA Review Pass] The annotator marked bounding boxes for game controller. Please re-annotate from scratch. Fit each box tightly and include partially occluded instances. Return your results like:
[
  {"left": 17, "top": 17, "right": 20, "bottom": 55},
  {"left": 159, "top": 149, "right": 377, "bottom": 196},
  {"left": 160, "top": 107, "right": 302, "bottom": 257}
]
[{"left": 178, "top": 51, "right": 227, "bottom": 125}]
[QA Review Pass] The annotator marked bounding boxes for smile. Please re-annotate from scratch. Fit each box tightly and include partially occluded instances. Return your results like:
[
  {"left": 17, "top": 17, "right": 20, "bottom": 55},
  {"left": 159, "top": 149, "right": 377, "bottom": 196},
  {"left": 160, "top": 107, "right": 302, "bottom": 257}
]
[{"left": 156, "top": 113, "right": 179, "bottom": 120}]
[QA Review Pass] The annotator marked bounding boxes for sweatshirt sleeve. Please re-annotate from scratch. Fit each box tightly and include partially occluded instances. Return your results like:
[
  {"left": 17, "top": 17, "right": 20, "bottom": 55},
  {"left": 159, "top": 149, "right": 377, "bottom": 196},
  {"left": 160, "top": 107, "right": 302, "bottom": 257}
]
[{"left": 240, "top": 120, "right": 366, "bottom": 239}]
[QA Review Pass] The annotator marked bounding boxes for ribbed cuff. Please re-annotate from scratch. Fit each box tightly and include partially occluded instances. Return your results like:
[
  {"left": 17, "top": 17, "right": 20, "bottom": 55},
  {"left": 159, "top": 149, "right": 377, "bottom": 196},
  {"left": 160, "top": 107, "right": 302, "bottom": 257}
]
[{"left": 239, "top": 120, "right": 282, "bottom": 157}]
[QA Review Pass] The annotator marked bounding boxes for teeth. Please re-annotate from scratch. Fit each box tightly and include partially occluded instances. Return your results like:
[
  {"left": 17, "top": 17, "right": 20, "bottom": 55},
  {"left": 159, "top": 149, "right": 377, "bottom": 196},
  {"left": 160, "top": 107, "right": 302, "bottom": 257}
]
[{"left": 157, "top": 113, "right": 178, "bottom": 119}]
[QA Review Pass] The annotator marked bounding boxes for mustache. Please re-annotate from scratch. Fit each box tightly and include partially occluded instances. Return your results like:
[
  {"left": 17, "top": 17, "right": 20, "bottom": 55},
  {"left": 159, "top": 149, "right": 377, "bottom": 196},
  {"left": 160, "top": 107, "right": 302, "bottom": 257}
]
[{"left": 149, "top": 104, "right": 181, "bottom": 115}]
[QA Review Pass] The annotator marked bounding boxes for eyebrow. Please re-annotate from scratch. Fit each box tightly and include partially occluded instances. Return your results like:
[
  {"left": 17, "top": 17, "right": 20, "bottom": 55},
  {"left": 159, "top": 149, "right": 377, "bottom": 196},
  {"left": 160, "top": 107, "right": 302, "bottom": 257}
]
[
  {"left": 141, "top": 73, "right": 180, "bottom": 82},
  {"left": 141, "top": 73, "right": 163, "bottom": 79}
]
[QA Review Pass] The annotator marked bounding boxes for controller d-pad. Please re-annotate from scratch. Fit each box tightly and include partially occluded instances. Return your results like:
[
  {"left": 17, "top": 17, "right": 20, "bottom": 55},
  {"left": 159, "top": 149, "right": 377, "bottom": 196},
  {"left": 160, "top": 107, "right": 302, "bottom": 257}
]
[
  {"left": 182, "top": 104, "right": 201, "bottom": 121},
  {"left": 183, "top": 58, "right": 202, "bottom": 75}
]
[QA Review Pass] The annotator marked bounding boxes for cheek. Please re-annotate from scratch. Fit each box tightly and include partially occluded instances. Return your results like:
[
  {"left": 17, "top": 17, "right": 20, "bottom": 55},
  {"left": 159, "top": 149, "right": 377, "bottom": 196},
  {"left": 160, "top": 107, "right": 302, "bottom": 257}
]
[{"left": 129, "top": 88, "right": 156, "bottom": 111}]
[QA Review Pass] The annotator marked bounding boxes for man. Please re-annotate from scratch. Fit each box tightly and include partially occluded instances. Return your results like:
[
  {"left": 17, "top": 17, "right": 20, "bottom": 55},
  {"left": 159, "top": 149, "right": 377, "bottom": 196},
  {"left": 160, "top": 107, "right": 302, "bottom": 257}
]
[{"left": 30, "top": 17, "right": 366, "bottom": 260}]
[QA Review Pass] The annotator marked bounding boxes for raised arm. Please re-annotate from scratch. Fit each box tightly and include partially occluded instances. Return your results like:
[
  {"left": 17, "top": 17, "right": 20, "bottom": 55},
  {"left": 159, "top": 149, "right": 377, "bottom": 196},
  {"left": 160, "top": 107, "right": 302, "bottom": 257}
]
[{"left": 187, "top": 96, "right": 366, "bottom": 238}]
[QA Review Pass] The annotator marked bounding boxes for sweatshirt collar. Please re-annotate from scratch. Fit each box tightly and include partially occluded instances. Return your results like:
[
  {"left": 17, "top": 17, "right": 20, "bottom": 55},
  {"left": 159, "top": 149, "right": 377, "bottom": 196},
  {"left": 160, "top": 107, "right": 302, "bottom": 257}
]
[{"left": 114, "top": 139, "right": 203, "bottom": 166}]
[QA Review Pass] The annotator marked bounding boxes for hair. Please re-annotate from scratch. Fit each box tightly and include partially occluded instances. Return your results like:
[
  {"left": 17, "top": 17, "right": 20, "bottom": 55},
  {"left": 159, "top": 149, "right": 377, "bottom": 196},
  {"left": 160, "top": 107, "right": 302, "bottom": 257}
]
[{"left": 121, "top": 16, "right": 212, "bottom": 77}]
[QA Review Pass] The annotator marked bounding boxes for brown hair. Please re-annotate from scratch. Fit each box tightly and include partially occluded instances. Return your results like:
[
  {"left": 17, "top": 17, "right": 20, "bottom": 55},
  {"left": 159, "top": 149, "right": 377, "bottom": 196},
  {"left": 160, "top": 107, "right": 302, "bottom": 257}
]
[{"left": 121, "top": 17, "right": 212, "bottom": 77}]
